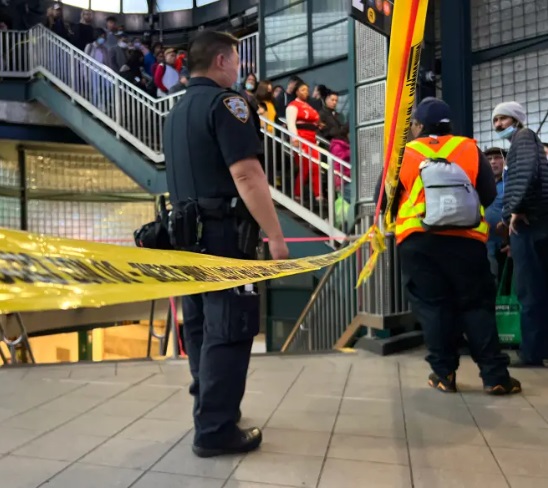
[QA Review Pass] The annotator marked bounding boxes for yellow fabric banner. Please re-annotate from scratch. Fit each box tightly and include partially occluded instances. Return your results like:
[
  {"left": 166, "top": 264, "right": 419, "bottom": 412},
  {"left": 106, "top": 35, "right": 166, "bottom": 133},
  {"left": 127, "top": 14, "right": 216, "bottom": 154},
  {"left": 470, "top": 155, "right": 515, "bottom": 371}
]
[
  {"left": 357, "top": 0, "right": 430, "bottom": 286},
  {"left": 0, "top": 228, "right": 367, "bottom": 314}
]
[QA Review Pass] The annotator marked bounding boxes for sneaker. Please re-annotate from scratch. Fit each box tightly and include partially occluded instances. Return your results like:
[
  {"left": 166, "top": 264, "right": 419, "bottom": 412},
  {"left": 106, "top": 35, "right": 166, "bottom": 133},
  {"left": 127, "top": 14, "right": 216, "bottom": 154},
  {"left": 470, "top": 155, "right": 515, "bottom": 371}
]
[
  {"left": 428, "top": 372, "right": 457, "bottom": 393},
  {"left": 484, "top": 377, "right": 522, "bottom": 396}
]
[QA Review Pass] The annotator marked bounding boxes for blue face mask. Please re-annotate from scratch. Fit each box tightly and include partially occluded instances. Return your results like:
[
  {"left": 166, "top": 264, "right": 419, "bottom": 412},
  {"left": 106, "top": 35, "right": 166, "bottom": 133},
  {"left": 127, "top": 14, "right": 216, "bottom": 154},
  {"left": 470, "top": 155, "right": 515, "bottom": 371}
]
[
  {"left": 97, "top": 37, "right": 105, "bottom": 45},
  {"left": 496, "top": 125, "right": 517, "bottom": 140},
  {"left": 245, "top": 82, "right": 255, "bottom": 91}
]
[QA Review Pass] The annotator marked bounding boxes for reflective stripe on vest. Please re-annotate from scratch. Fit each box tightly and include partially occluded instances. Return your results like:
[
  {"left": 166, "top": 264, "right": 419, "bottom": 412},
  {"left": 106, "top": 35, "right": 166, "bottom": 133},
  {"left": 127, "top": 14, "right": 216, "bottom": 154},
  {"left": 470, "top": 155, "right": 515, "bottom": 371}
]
[
  {"left": 406, "top": 136, "right": 467, "bottom": 160},
  {"left": 396, "top": 136, "right": 489, "bottom": 242}
]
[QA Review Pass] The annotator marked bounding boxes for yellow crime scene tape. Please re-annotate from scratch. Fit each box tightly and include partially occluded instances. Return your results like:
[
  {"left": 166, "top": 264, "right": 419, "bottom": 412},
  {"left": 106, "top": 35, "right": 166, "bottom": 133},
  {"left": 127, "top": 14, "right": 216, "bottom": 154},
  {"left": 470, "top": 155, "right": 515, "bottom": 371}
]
[
  {"left": 0, "top": 0, "right": 429, "bottom": 313},
  {"left": 357, "top": 0, "right": 430, "bottom": 286},
  {"left": 0, "top": 228, "right": 369, "bottom": 314}
]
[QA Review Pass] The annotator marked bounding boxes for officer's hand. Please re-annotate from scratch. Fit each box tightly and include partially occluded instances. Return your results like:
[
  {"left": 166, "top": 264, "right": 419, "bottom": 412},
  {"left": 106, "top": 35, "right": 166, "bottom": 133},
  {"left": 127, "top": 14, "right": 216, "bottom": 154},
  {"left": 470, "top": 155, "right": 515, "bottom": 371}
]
[{"left": 269, "top": 236, "right": 289, "bottom": 260}]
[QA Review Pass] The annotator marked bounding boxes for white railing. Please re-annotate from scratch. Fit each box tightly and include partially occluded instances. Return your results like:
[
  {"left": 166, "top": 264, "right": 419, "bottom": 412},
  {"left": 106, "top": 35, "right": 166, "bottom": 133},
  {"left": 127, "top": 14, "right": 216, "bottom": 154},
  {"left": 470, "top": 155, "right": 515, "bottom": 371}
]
[
  {"left": 238, "top": 32, "right": 259, "bottom": 84},
  {"left": 260, "top": 116, "right": 352, "bottom": 238},
  {"left": 0, "top": 27, "right": 352, "bottom": 237},
  {"left": 0, "top": 25, "right": 184, "bottom": 163}
]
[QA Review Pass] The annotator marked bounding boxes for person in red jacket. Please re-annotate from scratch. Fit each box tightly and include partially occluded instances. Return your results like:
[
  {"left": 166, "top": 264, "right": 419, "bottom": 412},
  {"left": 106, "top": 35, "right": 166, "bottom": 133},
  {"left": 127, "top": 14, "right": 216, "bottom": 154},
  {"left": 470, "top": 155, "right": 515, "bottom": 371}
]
[
  {"left": 286, "top": 81, "right": 322, "bottom": 200},
  {"left": 154, "top": 48, "right": 178, "bottom": 97}
]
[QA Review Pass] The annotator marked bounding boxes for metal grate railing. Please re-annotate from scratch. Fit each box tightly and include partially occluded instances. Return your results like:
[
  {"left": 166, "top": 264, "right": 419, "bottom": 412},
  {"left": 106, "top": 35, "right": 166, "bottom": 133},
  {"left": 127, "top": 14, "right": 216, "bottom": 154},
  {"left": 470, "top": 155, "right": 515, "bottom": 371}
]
[
  {"left": 281, "top": 212, "right": 411, "bottom": 353},
  {"left": 261, "top": 116, "right": 352, "bottom": 238}
]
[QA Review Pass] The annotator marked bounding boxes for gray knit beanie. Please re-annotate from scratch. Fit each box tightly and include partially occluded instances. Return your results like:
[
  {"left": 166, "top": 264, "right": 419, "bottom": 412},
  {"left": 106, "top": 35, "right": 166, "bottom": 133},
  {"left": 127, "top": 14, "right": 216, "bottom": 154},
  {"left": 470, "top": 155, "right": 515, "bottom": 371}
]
[{"left": 492, "top": 101, "right": 527, "bottom": 125}]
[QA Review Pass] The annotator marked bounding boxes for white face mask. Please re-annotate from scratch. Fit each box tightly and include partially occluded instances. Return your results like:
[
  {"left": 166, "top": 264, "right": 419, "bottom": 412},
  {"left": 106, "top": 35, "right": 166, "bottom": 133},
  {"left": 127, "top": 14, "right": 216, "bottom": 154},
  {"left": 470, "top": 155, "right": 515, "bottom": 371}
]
[
  {"left": 119, "top": 41, "right": 127, "bottom": 49},
  {"left": 496, "top": 125, "right": 517, "bottom": 140}
]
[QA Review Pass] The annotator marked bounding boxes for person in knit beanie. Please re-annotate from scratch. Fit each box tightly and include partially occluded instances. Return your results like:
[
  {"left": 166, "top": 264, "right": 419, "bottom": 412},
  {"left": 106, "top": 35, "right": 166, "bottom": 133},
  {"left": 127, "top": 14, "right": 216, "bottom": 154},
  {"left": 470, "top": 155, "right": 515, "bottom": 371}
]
[{"left": 492, "top": 100, "right": 548, "bottom": 368}]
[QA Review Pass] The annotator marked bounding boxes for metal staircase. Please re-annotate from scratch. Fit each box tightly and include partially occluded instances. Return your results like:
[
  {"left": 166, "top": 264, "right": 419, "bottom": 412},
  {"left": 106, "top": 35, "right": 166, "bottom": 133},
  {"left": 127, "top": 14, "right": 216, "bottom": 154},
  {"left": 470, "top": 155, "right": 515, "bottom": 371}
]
[{"left": 0, "top": 25, "right": 352, "bottom": 240}]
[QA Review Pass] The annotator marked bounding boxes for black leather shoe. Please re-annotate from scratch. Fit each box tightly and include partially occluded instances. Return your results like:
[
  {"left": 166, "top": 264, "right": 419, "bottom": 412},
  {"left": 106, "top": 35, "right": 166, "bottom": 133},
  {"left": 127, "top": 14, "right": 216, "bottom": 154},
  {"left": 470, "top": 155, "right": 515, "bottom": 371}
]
[{"left": 192, "top": 427, "right": 262, "bottom": 458}]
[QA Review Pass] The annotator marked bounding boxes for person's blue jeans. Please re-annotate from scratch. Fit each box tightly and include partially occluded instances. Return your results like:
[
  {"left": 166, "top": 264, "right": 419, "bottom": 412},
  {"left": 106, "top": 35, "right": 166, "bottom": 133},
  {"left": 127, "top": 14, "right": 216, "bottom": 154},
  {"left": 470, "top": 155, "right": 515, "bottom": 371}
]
[{"left": 510, "top": 220, "right": 548, "bottom": 364}]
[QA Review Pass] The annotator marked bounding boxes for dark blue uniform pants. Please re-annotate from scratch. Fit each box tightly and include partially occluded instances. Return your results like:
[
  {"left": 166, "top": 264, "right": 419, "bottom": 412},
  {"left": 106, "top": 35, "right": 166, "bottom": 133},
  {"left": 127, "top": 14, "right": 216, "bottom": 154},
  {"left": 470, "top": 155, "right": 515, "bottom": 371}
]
[
  {"left": 399, "top": 233, "right": 510, "bottom": 386},
  {"left": 510, "top": 220, "right": 548, "bottom": 364},
  {"left": 181, "top": 218, "right": 257, "bottom": 448}
]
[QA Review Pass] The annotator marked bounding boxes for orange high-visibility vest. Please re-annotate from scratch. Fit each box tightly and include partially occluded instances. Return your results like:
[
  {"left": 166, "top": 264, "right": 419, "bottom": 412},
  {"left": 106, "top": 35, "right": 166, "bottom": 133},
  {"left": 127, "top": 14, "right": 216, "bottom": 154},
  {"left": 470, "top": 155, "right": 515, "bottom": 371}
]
[{"left": 395, "top": 135, "right": 490, "bottom": 245}]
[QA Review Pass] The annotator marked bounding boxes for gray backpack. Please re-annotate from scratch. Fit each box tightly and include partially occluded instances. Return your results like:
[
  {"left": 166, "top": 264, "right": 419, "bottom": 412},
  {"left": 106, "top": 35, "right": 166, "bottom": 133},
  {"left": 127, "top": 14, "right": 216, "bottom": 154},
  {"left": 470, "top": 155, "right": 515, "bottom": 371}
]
[{"left": 419, "top": 158, "right": 481, "bottom": 230}]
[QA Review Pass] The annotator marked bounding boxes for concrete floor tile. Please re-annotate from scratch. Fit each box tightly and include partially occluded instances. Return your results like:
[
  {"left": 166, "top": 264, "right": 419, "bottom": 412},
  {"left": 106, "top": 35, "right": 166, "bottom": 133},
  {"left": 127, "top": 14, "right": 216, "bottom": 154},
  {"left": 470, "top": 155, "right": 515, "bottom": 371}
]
[
  {"left": 7, "top": 407, "right": 79, "bottom": 432},
  {"left": 132, "top": 472, "right": 225, "bottom": 488},
  {"left": 232, "top": 452, "right": 323, "bottom": 488},
  {"left": 43, "top": 463, "right": 142, "bottom": 488},
  {"left": 508, "top": 475, "right": 548, "bottom": 488},
  {"left": 334, "top": 413, "right": 406, "bottom": 439},
  {"left": 115, "top": 418, "right": 192, "bottom": 443},
  {"left": 483, "top": 426, "right": 548, "bottom": 449},
  {"left": 276, "top": 394, "right": 341, "bottom": 414},
  {"left": 80, "top": 438, "right": 173, "bottom": 470},
  {"left": 469, "top": 405, "right": 548, "bottom": 430},
  {"left": 0, "top": 455, "right": 68, "bottom": 488},
  {"left": 260, "top": 428, "right": 331, "bottom": 457},
  {"left": 493, "top": 447, "right": 548, "bottom": 478},
  {"left": 90, "top": 399, "right": 162, "bottom": 418},
  {"left": 152, "top": 443, "right": 242, "bottom": 479},
  {"left": 328, "top": 434, "right": 409, "bottom": 465},
  {"left": 318, "top": 458, "right": 412, "bottom": 488},
  {"left": 410, "top": 444, "right": 502, "bottom": 474},
  {"left": 266, "top": 411, "right": 337, "bottom": 433},
  {"left": 0, "top": 427, "right": 43, "bottom": 454},
  {"left": 412, "top": 467, "right": 508, "bottom": 488},
  {"left": 224, "top": 481, "right": 292, "bottom": 488},
  {"left": 14, "top": 431, "right": 107, "bottom": 462},
  {"left": 54, "top": 412, "right": 135, "bottom": 437}
]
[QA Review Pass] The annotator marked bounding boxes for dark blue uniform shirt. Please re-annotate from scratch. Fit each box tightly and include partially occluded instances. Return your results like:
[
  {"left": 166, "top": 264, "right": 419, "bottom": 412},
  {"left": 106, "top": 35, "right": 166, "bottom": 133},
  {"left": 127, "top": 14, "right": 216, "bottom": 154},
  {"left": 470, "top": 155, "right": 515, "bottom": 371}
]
[{"left": 164, "top": 77, "right": 263, "bottom": 202}]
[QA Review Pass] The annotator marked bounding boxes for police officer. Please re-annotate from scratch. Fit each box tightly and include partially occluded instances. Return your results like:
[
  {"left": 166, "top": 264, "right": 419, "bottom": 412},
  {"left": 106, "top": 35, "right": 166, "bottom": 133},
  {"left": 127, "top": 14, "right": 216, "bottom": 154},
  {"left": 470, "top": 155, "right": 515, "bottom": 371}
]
[
  {"left": 389, "top": 97, "right": 520, "bottom": 395},
  {"left": 163, "top": 30, "right": 289, "bottom": 457}
]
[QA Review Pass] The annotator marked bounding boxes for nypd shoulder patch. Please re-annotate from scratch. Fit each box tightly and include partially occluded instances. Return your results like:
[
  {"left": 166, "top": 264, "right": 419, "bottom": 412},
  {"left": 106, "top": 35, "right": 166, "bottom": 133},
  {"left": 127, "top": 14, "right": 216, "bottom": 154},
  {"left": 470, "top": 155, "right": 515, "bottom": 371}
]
[{"left": 223, "top": 96, "right": 250, "bottom": 123}]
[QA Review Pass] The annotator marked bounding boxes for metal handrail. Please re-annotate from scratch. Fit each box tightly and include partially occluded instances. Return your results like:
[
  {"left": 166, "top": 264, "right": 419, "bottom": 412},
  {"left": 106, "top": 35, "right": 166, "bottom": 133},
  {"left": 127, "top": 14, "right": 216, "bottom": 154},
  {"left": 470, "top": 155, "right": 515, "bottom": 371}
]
[
  {"left": 280, "top": 259, "right": 340, "bottom": 352},
  {"left": 0, "top": 27, "right": 351, "bottom": 236},
  {"left": 0, "top": 26, "right": 184, "bottom": 162},
  {"left": 259, "top": 114, "right": 352, "bottom": 237}
]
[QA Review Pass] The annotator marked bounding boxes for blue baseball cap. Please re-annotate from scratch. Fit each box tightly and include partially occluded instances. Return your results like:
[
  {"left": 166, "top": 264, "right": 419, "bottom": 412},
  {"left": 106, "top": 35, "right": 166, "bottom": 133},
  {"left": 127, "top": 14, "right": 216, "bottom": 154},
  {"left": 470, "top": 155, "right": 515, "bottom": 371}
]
[{"left": 413, "top": 97, "right": 452, "bottom": 126}]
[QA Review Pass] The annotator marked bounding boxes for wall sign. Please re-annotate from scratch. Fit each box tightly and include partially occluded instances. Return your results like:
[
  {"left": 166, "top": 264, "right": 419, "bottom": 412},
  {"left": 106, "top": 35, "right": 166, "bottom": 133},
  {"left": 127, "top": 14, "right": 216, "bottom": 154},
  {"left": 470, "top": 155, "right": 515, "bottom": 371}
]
[{"left": 350, "top": 0, "right": 394, "bottom": 36}]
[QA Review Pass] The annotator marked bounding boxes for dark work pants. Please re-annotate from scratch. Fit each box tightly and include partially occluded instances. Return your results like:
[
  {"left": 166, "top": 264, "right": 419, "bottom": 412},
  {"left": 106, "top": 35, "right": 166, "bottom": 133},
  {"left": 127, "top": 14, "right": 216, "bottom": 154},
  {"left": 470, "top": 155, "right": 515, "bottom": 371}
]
[
  {"left": 181, "top": 218, "right": 256, "bottom": 448},
  {"left": 399, "top": 233, "right": 510, "bottom": 386},
  {"left": 509, "top": 220, "right": 548, "bottom": 364}
]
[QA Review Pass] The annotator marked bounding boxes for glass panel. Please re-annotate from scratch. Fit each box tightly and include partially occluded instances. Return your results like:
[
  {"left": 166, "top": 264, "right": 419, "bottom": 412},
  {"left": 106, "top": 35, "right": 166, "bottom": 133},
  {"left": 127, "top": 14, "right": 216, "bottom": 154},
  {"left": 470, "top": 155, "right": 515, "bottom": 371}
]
[
  {"left": 91, "top": 0, "right": 120, "bottom": 12},
  {"left": 265, "top": 34, "right": 308, "bottom": 78},
  {"left": 312, "top": 21, "right": 348, "bottom": 63},
  {"left": 312, "top": 0, "right": 347, "bottom": 29},
  {"left": 264, "top": 0, "right": 304, "bottom": 16},
  {"left": 265, "top": 2, "right": 307, "bottom": 46},
  {"left": 122, "top": 0, "right": 148, "bottom": 13},
  {"left": 157, "top": 0, "right": 192, "bottom": 11},
  {"left": 196, "top": 0, "right": 219, "bottom": 6},
  {"left": 61, "top": 0, "right": 90, "bottom": 7}
]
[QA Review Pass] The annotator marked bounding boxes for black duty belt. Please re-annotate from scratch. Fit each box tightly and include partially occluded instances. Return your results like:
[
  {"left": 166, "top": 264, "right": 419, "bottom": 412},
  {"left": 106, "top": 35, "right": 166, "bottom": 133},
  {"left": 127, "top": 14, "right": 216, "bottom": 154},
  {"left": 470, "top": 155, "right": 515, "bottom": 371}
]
[{"left": 176, "top": 197, "right": 252, "bottom": 221}]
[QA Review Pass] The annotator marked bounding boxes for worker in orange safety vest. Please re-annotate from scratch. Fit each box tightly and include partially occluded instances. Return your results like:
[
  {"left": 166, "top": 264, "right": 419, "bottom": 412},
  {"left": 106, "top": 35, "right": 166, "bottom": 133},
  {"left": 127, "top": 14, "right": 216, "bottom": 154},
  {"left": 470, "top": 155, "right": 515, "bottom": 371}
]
[{"left": 379, "top": 97, "right": 521, "bottom": 396}]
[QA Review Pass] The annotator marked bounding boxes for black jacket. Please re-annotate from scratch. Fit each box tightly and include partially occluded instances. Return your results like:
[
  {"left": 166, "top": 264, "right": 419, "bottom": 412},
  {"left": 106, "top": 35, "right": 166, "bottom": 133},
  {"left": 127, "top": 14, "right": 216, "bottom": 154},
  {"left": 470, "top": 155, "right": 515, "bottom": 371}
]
[
  {"left": 72, "top": 23, "right": 94, "bottom": 52},
  {"left": 319, "top": 107, "right": 344, "bottom": 141},
  {"left": 502, "top": 127, "right": 548, "bottom": 222}
]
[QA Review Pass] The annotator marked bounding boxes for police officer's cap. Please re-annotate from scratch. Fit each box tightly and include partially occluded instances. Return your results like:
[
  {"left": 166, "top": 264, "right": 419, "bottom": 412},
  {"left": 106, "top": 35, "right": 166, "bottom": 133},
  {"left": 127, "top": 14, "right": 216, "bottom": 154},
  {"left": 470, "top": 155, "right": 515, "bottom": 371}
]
[{"left": 413, "top": 97, "right": 452, "bottom": 127}]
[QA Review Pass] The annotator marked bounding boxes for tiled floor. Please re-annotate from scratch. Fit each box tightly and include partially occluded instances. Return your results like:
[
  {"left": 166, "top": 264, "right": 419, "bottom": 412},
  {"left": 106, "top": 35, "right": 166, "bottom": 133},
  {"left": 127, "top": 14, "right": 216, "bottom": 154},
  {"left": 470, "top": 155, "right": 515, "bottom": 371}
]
[{"left": 0, "top": 350, "right": 547, "bottom": 488}]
